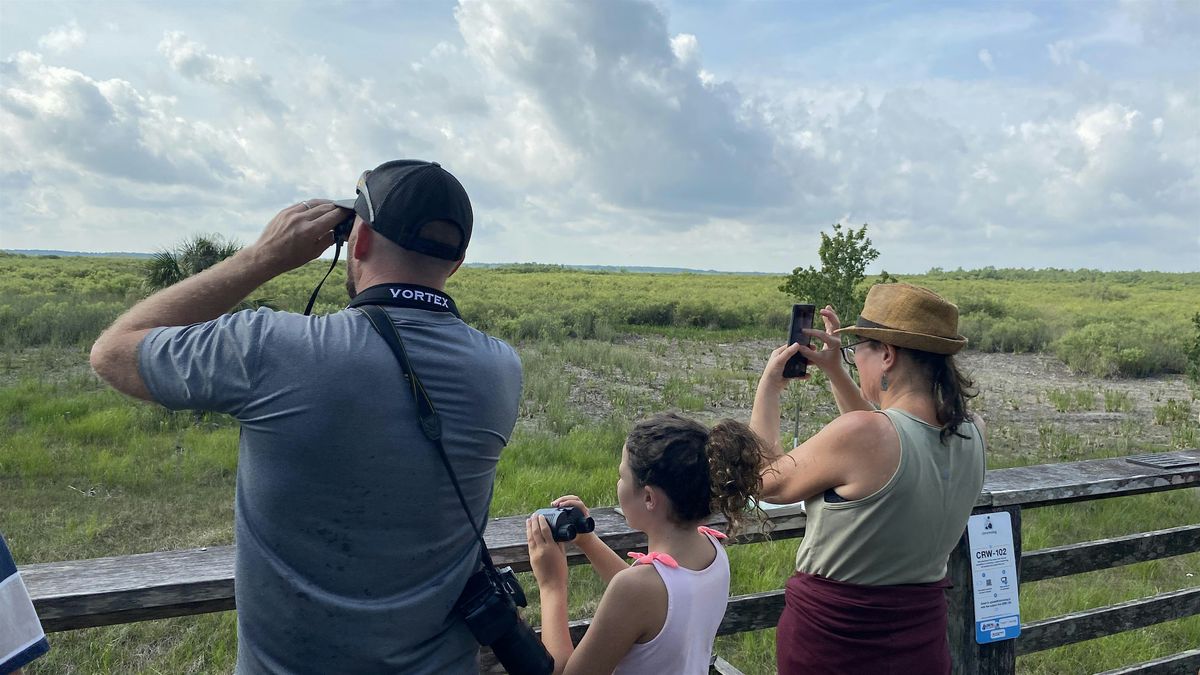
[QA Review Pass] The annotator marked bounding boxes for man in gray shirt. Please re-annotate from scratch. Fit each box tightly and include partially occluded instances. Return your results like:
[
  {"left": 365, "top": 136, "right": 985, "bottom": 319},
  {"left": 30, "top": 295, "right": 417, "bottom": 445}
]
[{"left": 91, "top": 160, "right": 522, "bottom": 673}]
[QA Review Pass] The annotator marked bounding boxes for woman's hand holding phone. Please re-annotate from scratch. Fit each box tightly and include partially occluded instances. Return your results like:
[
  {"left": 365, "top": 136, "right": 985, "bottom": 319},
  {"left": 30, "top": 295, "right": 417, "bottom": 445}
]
[
  {"left": 759, "top": 342, "right": 806, "bottom": 394},
  {"left": 793, "top": 306, "right": 846, "bottom": 374},
  {"left": 795, "top": 306, "right": 844, "bottom": 372},
  {"left": 762, "top": 305, "right": 847, "bottom": 385}
]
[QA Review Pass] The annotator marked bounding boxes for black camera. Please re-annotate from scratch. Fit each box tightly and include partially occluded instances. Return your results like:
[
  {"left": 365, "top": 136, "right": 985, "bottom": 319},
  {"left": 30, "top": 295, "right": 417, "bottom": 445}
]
[
  {"left": 534, "top": 507, "right": 596, "bottom": 542},
  {"left": 456, "top": 563, "right": 553, "bottom": 674}
]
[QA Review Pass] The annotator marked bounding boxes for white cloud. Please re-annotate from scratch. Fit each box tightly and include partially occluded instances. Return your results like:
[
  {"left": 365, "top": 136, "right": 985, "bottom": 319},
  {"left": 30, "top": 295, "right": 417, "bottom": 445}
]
[
  {"left": 670, "top": 33, "right": 700, "bottom": 66},
  {"left": 157, "top": 32, "right": 286, "bottom": 118},
  {"left": 454, "top": 0, "right": 792, "bottom": 220},
  {"left": 1047, "top": 39, "right": 1090, "bottom": 73},
  {"left": 1118, "top": 0, "right": 1200, "bottom": 43},
  {"left": 978, "top": 48, "right": 994, "bottom": 72},
  {"left": 1, "top": 0, "right": 1196, "bottom": 271},
  {"left": 37, "top": 20, "right": 85, "bottom": 54},
  {"left": 0, "top": 51, "right": 239, "bottom": 188}
]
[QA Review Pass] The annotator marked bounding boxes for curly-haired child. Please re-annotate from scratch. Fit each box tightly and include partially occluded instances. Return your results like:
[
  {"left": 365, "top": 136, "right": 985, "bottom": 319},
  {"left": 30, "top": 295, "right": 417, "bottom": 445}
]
[{"left": 526, "top": 412, "right": 770, "bottom": 675}]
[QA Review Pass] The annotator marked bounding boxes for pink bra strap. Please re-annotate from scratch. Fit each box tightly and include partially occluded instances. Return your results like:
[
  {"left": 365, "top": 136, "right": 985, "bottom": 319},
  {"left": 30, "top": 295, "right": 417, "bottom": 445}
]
[{"left": 628, "top": 551, "right": 679, "bottom": 568}]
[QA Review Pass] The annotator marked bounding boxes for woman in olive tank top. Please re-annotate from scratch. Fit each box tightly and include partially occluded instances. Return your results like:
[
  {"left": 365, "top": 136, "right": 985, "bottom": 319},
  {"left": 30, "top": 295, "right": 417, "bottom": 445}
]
[{"left": 750, "top": 283, "right": 986, "bottom": 675}]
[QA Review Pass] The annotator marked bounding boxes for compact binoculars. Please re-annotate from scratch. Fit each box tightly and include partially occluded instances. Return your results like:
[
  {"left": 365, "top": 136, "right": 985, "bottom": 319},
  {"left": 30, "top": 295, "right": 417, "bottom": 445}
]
[{"left": 534, "top": 506, "right": 596, "bottom": 542}]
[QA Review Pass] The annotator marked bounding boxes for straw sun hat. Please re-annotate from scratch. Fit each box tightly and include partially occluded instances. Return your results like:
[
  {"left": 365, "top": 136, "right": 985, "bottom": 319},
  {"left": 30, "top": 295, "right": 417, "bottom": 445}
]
[{"left": 833, "top": 283, "right": 968, "bottom": 355}]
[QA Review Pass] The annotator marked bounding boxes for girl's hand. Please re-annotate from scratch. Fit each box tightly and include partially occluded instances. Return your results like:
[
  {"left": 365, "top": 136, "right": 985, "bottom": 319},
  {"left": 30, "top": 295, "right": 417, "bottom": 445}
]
[
  {"left": 527, "top": 514, "right": 568, "bottom": 590},
  {"left": 551, "top": 495, "right": 599, "bottom": 544},
  {"left": 551, "top": 495, "right": 591, "bottom": 518}
]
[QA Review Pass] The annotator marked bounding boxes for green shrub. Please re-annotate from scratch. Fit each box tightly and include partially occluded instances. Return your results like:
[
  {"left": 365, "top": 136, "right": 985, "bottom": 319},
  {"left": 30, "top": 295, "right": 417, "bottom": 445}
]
[
  {"left": 624, "top": 301, "right": 677, "bottom": 326},
  {"left": 0, "top": 298, "right": 125, "bottom": 348},
  {"left": 1056, "top": 322, "right": 1187, "bottom": 378},
  {"left": 956, "top": 295, "right": 1010, "bottom": 318},
  {"left": 960, "top": 312, "right": 1054, "bottom": 353}
]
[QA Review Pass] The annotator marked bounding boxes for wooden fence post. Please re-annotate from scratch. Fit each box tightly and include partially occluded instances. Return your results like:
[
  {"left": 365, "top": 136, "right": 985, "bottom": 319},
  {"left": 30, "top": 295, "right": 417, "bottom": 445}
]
[{"left": 947, "top": 505, "right": 1022, "bottom": 675}]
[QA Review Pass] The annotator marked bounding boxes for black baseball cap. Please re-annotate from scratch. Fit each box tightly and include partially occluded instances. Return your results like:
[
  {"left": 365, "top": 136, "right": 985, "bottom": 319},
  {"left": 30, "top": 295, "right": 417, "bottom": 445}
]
[{"left": 334, "top": 159, "right": 472, "bottom": 260}]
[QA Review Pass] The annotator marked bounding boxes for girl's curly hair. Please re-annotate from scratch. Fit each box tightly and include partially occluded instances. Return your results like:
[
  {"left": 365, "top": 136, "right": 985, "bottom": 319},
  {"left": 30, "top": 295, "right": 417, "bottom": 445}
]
[{"left": 625, "top": 412, "right": 772, "bottom": 536}]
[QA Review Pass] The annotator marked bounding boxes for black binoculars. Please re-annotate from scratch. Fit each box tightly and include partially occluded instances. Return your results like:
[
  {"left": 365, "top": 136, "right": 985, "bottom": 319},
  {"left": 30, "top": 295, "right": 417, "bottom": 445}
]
[{"left": 534, "top": 506, "right": 596, "bottom": 542}]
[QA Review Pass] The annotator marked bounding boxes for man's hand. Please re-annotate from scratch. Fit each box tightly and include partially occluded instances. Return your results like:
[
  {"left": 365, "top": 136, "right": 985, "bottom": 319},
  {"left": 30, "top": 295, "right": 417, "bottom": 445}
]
[
  {"left": 246, "top": 200, "right": 348, "bottom": 276},
  {"left": 91, "top": 198, "right": 349, "bottom": 402}
]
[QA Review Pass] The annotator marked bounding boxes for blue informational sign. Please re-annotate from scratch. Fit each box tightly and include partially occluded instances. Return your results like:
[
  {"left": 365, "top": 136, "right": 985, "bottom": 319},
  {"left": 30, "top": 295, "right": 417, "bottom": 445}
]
[{"left": 967, "top": 512, "right": 1021, "bottom": 644}]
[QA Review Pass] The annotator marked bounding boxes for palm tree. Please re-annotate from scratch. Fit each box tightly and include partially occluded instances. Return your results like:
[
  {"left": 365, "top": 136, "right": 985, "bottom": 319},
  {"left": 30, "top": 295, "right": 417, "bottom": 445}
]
[{"left": 142, "top": 235, "right": 273, "bottom": 310}]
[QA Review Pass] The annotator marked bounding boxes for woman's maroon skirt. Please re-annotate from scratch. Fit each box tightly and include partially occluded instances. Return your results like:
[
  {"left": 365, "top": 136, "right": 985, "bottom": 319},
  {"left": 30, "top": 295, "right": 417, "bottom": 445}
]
[{"left": 776, "top": 572, "right": 952, "bottom": 675}]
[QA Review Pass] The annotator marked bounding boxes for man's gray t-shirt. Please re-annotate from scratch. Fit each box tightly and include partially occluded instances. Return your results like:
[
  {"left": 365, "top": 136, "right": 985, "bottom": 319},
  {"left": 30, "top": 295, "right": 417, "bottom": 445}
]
[{"left": 138, "top": 305, "right": 522, "bottom": 674}]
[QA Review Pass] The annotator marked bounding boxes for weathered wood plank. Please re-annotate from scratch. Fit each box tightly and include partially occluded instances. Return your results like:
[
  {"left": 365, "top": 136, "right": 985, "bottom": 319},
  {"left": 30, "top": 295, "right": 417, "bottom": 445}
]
[
  {"left": 714, "top": 589, "right": 787, "bottom": 635},
  {"left": 1021, "top": 525, "right": 1200, "bottom": 583},
  {"left": 983, "top": 450, "right": 1200, "bottom": 510},
  {"left": 20, "top": 451, "right": 1200, "bottom": 634},
  {"left": 488, "top": 506, "right": 808, "bottom": 573},
  {"left": 21, "top": 546, "right": 235, "bottom": 632},
  {"left": 1094, "top": 648, "right": 1200, "bottom": 675},
  {"left": 711, "top": 656, "right": 749, "bottom": 675},
  {"left": 23, "top": 507, "right": 804, "bottom": 632},
  {"left": 44, "top": 597, "right": 235, "bottom": 633},
  {"left": 1017, "top": 587, "right": 1200, "bottom": 655}
]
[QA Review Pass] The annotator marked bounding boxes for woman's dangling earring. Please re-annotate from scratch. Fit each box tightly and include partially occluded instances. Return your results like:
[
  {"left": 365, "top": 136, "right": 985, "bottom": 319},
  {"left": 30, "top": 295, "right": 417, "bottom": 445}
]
[{"left": 881, "top": 372, "right": 890, "bottom": 391}]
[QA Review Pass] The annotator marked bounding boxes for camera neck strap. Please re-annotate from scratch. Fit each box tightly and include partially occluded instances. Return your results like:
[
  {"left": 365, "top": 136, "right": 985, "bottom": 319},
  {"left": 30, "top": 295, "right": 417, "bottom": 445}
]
[
  {"left": 354, "top": 304, "right": 496, "bottom": 568},
  {"left": 302, "top": 240, "right": 344, "bottom": 317}
]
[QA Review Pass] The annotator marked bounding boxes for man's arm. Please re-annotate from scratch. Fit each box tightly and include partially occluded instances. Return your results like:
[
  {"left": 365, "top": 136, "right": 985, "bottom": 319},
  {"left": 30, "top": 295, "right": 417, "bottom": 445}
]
[{"left": 90, "top": 201, "right": 345, "bottom": 401}]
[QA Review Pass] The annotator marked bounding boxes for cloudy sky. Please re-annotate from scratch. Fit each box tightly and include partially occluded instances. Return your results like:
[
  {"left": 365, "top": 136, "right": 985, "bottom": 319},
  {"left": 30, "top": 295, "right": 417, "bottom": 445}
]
[{"left": 1, "top": 0, "right": 1197, "bottom": 273}]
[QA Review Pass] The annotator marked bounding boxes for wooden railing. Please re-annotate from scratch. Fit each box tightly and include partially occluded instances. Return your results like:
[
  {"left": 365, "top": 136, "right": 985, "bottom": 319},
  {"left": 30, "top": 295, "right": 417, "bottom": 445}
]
[{"left": 21, "top": 449, "right": 1200, "bottom": 674}]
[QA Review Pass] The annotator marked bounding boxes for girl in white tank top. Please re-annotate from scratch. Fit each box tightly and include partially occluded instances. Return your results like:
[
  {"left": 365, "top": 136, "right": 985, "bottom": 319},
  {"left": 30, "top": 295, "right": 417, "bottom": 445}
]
[{"left": 526, "top": 413, "right": 773, "bottom": 675}]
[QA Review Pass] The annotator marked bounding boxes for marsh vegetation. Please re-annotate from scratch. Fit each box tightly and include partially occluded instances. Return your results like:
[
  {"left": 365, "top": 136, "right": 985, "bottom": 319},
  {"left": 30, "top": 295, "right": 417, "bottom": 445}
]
[{"left": 1, "top": 252, "right": 1197, "bottom": 673}]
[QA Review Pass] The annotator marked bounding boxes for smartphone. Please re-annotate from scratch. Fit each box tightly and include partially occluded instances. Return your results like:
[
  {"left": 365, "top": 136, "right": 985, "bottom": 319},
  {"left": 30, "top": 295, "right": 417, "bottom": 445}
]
[{"left": 783, "top": 304, "right": 815, "bottom": 378}]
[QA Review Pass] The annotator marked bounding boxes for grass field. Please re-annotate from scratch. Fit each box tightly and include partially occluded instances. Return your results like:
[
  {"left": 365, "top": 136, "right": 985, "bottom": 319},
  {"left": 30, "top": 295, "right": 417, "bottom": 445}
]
[{"left": 1, "top": 253, "right": 1198, "bottom": 674}]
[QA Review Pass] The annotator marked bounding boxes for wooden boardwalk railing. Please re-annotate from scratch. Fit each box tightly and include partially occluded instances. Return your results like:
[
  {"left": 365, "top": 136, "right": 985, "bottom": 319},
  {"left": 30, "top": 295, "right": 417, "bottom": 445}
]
[{"left": 20, "top": 449, "right": 1200, "bottom": 674}]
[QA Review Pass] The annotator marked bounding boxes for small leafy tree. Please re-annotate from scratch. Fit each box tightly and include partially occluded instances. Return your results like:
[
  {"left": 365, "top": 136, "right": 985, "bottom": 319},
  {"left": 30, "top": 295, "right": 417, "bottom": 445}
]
[
  {"left": 779, "top": 223, "right": 895, "bottom": 324},
  {"left": 143, "top": 234, "right": 272, "bottom": 310}
]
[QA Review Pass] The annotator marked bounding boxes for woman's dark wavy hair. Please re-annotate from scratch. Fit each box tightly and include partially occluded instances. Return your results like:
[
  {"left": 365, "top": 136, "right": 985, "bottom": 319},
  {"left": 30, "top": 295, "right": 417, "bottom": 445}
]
[
  {"left": 870, "top": 340, "right": 978, "bottom": 442},
  {"left": 625, "top": 412, "right": 771, "bottom": 535}
]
